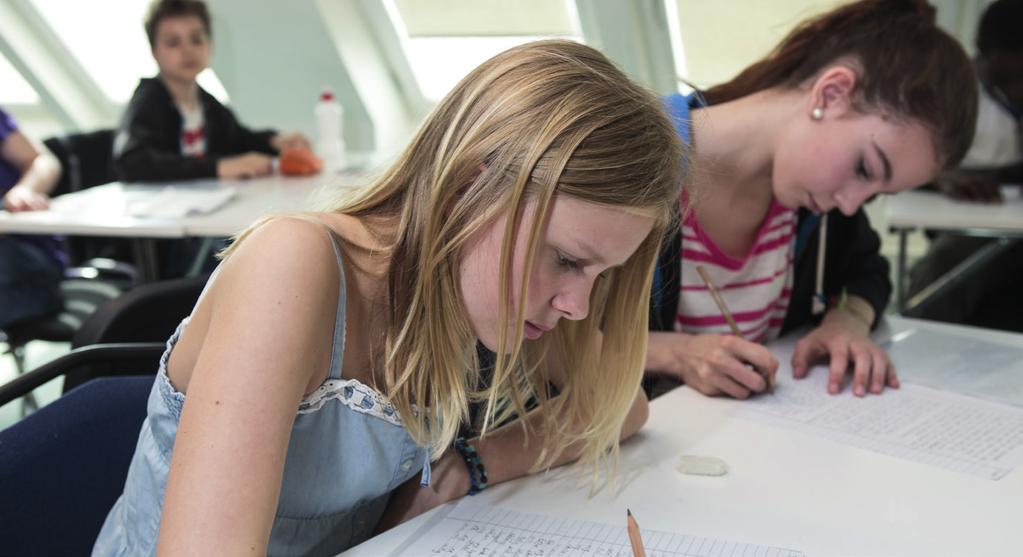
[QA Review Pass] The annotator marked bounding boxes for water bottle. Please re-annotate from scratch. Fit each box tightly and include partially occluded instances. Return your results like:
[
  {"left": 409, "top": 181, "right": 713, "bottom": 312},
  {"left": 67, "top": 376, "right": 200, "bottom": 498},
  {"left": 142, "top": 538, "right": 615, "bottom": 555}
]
[{"left": 315, "top": 89, "right": 345, "bottom": 173}]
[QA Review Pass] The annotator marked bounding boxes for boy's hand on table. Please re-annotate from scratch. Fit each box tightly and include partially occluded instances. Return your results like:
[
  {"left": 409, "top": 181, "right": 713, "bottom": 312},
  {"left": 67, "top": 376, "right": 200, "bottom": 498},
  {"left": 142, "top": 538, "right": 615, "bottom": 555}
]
[
  {"left": 217, "top": 152, "right": 274, "bottom": 179},
  {"left": 936, "top": 172, "right": 1002, "bottom": 203},
  {"left": 271, "top": 132, "right": 312, "bottom": 153}
]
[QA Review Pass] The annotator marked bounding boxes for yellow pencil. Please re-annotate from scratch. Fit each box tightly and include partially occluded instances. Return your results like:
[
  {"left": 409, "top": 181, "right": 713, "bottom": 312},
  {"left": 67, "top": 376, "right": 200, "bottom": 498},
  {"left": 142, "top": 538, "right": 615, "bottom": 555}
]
[
  {"left": 695, "top": 265, "right": 774, "bottom": 394},
  {"left": 627, "top": 509, "right": 646, "bottom": 557}
]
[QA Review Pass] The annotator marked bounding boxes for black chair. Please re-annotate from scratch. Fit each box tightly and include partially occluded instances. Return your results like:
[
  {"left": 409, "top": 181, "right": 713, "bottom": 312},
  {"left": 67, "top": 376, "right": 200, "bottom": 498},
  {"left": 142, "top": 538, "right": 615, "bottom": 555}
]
[
  {"left": 43, "top": 128, "right": 116, "bottom": 197},
  {"left": 0, "top": 278, "right": 123, "bottom": 411},
  {"left": 63, "top": 273, "right": 209, "bottom": 392},
  {"left": 43, "top": 128, "right": 135, "bottom": 265},
  {"left": 0, "top": 274, "right": 207, "bottom": 411},
  {"left": 0, "top": 359, "right": 157, "bottom": 554}
]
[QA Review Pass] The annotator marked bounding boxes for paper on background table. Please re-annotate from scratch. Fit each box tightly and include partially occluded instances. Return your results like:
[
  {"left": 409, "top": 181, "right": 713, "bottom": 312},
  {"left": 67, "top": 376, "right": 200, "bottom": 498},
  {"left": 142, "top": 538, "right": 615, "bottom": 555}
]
[
  {"left": 125, "top": 186, "right": 237, "bottom": 218},
  {"left": 389, "top": 500, "right": 805, "bottom": 557},
  {"left": 884, "top": 328, "right": 1023, "bottom": 408},
  {"left": 735, "top": 342, "right": 1023, "bottom": 480}
]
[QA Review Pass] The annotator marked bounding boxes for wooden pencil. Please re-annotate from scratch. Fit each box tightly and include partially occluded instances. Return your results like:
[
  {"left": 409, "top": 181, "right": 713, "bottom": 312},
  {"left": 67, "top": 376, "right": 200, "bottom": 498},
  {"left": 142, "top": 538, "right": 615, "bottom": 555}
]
[
  {"left": 695, "top": 265, "right": 774, "bottom": 394},
  {"left": 627, "top": 509, "right": 646, "bottom": 557}
]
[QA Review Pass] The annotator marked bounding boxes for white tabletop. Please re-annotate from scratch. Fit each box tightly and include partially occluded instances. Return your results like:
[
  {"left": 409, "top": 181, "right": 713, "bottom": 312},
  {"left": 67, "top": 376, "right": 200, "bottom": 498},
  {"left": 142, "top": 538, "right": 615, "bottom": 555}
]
[
  {"left": 0, "top": 172, "right": 371, "bottom": 238},
  {"left": 886, "top": 187, "right": 1023, "bottom": 233},
  {"left": 343, "top": 316, "right": 1023, "bottom": 557}
]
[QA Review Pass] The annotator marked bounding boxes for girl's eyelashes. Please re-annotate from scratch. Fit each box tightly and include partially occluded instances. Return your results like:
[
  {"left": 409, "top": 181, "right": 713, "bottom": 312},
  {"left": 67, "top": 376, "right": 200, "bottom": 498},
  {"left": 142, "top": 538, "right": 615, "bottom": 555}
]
[
  {"left": 857, "top": 158, "right": 872, "bottom": 181},
  {"left": 556, "top": 251, "right": 580, "bottom": 270}
]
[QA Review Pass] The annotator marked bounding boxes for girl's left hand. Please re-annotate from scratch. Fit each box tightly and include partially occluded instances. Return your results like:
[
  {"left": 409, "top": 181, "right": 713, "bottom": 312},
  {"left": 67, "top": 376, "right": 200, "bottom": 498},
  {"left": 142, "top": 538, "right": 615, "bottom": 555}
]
[
  {"left": 790, "top": 309, "right": 899, "bottom": 396},
  {"left": 374, "top": 450, "right": 469, "bottom": 534}
]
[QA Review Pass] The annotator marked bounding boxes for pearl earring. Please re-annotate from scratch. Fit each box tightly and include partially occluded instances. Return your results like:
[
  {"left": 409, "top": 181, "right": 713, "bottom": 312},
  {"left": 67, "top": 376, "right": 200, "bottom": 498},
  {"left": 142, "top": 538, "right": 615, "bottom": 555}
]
[{"left": 811, "top": 107, "right": 824, "bottom": 120}]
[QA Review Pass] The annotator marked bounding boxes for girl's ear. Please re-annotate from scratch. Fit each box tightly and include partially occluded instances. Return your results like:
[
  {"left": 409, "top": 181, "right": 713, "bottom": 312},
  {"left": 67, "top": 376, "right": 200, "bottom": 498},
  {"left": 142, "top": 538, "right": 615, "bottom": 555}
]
[{"left": 808, "top": 65, "right": 859, "bottom": 120}]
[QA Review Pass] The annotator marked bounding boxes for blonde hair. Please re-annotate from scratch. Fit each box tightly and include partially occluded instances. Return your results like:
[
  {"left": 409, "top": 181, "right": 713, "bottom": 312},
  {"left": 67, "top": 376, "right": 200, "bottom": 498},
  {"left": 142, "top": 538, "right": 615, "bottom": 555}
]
[{"left": 231, "top": 40, "right": 684, "bottom": 478}]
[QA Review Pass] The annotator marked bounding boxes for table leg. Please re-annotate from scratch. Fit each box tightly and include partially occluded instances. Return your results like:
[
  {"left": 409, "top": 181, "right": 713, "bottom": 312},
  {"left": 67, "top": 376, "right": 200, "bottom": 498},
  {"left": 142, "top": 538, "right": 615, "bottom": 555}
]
[
  {"left": 131, "top": 238, "right": 160, "bottom": 282},
  {"left": 902, "top": 237, "right": 1017, "bottom": 318},
  {"left": 897, "top": 229, "right": 908, "bottom": 312},
  {"left": 187, "top": 237, "right": 217, "bottom": 277}
]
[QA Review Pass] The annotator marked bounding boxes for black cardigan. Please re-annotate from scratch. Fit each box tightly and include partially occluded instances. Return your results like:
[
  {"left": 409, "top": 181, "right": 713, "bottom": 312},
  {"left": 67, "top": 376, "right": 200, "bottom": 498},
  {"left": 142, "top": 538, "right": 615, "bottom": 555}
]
[
  {"left": 650, "top": 207, "right": 891, "bottom": 334},
  {"left": 113, "top": 78, "right": 278, "bottom": 181}
]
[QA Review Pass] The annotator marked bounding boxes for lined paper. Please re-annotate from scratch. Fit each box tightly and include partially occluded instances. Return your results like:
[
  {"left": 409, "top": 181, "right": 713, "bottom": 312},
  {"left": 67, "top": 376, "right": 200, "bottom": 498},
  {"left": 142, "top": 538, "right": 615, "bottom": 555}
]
[
  {"left": 389, "top": 500, "right": 805, "bottom": 556},
  {"left": 735, "top": 352, "right": 1023, "bottom": 480}
]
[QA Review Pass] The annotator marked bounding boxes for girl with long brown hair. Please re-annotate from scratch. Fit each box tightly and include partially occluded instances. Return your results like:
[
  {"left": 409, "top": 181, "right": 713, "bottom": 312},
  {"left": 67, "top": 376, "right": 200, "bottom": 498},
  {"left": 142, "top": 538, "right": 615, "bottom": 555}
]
[
  {"left": 94, "top": 40, "right": 684, "bottom": 556},
  {"left": 647, "top": 0, "right": 977, "bottom": 399}
]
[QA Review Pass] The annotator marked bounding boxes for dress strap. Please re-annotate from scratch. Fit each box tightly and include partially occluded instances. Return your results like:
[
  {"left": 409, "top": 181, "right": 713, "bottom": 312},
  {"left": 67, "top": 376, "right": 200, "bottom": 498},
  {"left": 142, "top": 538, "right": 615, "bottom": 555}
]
[{"left": 325, "top": 229, "right": 348, "bottom": 381}]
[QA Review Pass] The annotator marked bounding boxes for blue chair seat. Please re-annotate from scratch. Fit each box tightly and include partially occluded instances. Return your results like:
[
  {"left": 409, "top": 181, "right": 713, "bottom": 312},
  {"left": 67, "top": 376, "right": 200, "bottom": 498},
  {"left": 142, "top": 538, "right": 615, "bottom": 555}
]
[{"left": 0, "top": 376, "right": 154, "bottom": 555}]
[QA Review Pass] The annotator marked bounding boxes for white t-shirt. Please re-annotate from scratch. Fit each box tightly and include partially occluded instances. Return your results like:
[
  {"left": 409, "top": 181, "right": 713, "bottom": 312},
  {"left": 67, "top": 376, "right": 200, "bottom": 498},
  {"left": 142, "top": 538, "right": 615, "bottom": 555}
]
[{"left": 177, "top": 102, "right": 206, "bottom": 158}]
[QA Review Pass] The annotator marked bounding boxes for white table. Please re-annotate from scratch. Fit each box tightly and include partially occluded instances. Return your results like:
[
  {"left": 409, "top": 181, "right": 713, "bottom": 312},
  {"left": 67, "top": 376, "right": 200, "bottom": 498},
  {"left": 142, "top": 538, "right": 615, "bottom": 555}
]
[
  {"left": 344, "top": 316, "right": 1023, "bottom": 556},
  {"left": 885, "top": 188, "right": 1023, "bottom": 312},
  {"left": 0, "top": 172, "right": 370, "bottom": 279}
]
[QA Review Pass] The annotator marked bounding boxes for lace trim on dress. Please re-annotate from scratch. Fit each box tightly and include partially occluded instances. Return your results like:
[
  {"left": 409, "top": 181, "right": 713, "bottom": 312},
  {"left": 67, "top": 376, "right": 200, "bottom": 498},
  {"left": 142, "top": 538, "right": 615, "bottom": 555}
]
[{"left": 298, "top": 377, "right": 402, "bottom": 426}]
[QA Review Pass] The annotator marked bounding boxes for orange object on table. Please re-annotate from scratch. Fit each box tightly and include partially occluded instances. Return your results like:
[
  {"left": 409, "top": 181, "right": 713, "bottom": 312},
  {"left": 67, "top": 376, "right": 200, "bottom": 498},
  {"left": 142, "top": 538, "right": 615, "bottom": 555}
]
[{"left": 279, "top": 147, "right": 323, "bottom": 176}]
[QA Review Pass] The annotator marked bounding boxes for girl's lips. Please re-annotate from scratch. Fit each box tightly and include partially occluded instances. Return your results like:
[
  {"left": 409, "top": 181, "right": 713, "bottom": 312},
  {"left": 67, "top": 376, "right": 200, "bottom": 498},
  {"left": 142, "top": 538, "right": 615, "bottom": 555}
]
[{"left": 524, "top": 321, "right": 550, "bottom": 340}]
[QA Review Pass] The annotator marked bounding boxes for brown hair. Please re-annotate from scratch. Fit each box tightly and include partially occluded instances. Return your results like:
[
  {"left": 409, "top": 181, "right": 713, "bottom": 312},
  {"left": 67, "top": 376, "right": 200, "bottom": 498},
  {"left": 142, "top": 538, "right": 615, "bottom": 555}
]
[
  {"left": 703, "top": 0, "right": 977, "bottom": 168},
  {"left": 144, "top": 0, "right": 211, "bottom": 48}
]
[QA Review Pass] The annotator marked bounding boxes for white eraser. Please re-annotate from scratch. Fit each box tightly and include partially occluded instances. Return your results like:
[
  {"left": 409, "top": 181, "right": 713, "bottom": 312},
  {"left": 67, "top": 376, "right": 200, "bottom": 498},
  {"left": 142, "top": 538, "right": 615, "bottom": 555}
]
[{"left": 676, "top": 455, "right": 728, "bottom": 476}]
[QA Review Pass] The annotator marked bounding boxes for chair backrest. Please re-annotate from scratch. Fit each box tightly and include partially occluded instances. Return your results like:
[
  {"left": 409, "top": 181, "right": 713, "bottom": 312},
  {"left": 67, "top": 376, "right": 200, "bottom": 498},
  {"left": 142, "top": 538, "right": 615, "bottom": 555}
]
[
  {"left": 0, "top": 376, "right": 154, "bottom": 554},
  {"left": 43, "top": 129, "right": 117, "bottom": 197},
  {"left": 44, "top": 129, "right": 131, "bottom": 264},
  {"left": 63, "top": 274, "right": 209, "bottom": 392}
]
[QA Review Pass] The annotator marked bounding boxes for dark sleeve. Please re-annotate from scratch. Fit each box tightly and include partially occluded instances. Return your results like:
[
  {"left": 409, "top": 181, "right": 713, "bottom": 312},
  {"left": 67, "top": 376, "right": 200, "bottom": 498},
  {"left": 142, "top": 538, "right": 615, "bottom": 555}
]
[
  {"left": 784, "top": 209, "right": 890, "bottom": 333},
  {"left": 207, "top": 100, "right": 277, "bottom": 156},
  {"left": 113, "top": 84, "right": 218, "bottom": 182},
  {"left": 831, "top": 209, "right": 891, "bottom": 328}
]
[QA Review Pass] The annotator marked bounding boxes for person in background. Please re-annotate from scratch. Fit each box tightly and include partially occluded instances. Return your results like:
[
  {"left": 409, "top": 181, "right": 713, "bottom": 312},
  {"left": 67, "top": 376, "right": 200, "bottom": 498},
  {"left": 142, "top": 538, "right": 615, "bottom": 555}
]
[
  {"left": 908, "top": 0, "right": 1023, "bottom": 331},
  {"left": 645, "top": 0, "right": 977, "bottom": 399},
  {"left": 113, "top": 0, "right": 310, "bottom": 182},
  {"left": 0, "top": 107, "right": 65, "bottom": 328}
]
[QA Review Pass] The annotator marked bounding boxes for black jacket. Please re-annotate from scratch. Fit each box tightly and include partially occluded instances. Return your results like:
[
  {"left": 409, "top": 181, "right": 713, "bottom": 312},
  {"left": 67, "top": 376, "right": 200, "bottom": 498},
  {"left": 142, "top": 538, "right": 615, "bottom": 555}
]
[
  {"left": 651, "top": 207, "right": 891, "bottom": 335},
  {"left": 113, "top": 78, "right": 278, "bottom": 181}
]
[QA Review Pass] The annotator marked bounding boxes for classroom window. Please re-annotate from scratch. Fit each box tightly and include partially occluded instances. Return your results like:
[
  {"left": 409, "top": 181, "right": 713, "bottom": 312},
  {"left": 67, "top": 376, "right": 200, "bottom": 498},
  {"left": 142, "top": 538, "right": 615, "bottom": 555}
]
[
  {"left": 28, "top": 0, "right": 230, "bottom": 104},
  {"left": 665, "top": 0, "right": 846, "bottom": 91},
  {"left": 383, "top": 0, "right": 583, "bottom": 101},
  {"left": 0, "top": 51, "right": 40, "bottom": 105}
]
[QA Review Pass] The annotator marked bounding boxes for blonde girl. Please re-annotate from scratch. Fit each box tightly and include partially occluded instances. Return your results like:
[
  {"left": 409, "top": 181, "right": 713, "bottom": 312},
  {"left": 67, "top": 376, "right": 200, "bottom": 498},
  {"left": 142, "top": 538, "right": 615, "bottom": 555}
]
[{"left": 94, "top": 40, "right": 684, "bottom": 556}]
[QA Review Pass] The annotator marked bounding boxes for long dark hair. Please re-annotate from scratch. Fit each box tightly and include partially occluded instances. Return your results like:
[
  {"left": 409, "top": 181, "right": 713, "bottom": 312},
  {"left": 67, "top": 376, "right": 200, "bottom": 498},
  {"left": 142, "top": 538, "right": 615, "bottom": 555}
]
[{"left": 703, "top": 0, "right": 977, "bottom": 168}]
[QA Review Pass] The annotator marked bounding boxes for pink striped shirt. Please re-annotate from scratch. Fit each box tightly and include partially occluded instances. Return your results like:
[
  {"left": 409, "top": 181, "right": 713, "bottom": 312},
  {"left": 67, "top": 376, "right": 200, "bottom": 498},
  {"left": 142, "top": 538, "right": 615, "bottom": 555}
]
[{"left": 675, "top": 198, "right": 797, "bottom": 343}]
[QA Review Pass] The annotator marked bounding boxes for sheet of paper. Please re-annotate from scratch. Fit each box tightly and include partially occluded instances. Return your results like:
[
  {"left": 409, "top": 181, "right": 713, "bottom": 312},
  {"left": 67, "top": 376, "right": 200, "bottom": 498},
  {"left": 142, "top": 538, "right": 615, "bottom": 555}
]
[
  {"left": 389, "top": 500, "right": 805, "bottom": 557},
  {"left": 883, "top": 328, "right": 1023, "bottom": 408},
  {"left": 126, "top": 186, "right": 236, "bottom": 218},
  {"left": 735, "top": 342, "right": 1023, "bottom": 480}
]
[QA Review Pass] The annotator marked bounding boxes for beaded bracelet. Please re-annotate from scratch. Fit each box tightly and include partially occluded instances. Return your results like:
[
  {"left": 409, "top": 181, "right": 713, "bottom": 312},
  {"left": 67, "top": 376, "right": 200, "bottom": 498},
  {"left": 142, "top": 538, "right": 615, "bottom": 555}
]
[{"left": 453, "top": 437, "right": 488, "bottom": 496}]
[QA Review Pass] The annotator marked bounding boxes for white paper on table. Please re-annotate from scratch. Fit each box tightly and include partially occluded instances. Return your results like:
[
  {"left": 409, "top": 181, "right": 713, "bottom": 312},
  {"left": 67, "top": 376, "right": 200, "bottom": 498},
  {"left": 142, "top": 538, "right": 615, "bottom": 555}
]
[
  {"left": 883, "top": 328, "right": 1023, "bottom": 408},
  {"left": 125, "top": 186, "right": 236, "bottom": 218},
  {"left": 734, "top": 341, "right": 1023, "bottom": 480},
  {"left": 388, "top": 499, "right": 805, "bottom": 557}
]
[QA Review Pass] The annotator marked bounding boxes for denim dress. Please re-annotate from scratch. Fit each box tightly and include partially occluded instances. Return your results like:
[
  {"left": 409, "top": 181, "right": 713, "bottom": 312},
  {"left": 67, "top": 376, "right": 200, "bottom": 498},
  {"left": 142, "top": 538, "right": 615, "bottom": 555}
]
[{"left": 93, "top": 231, "right": 431, "bottom": 556}]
